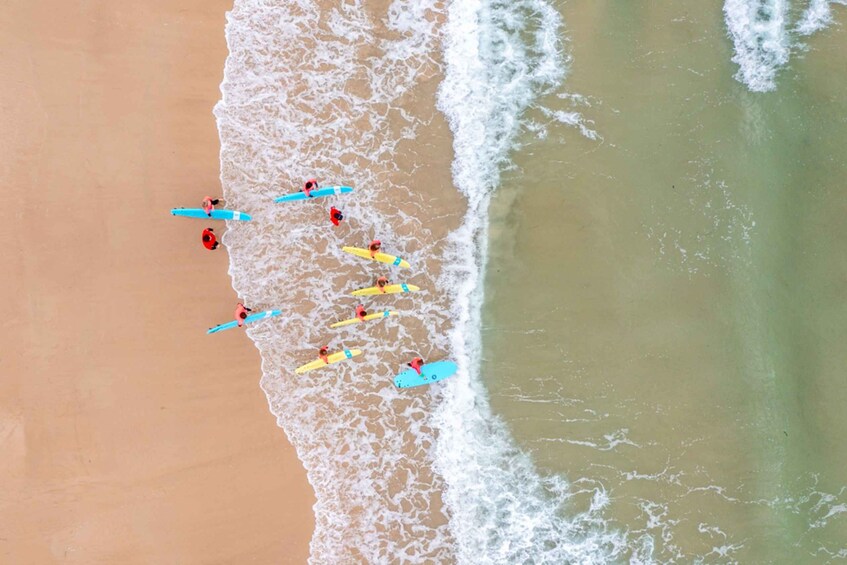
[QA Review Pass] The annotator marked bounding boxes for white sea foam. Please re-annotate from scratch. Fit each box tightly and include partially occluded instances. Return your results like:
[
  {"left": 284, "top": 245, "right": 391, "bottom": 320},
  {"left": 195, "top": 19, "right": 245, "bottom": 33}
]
[
  {"left": 797, "top": 0, "right": 835, "bottom": 34},
  {"left": 723, "top": 0, "right": 791, "bottom": 92},
  {"left": 797, "top": 0, "right": 847, "bottom": 35},
  {"left": 540, "top": 107, "right": 600, "bottom": 141},
  {"left": 723, "top": 0, "right": 846, "bottom": 91}
]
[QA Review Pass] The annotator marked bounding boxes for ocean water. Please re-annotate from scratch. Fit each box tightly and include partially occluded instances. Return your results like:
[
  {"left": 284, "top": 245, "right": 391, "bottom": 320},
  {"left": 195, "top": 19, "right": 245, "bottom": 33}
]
[
  {"left": 484, "top": 1, "right": 847, "bottom": 562},
  {"left": 214, "top": 0, "right": 847, "bottom": 562}
]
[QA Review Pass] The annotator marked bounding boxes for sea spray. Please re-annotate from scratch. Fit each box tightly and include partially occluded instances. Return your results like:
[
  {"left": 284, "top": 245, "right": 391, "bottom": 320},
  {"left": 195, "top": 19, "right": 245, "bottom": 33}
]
[
  {"left": 723, "top": 0, "right": 791, "bottom": 92},
  {"left": 723, "top": 0, "right": 846, "bottom": 91},
  {"left": 796, "top": 0, "right": 847, "bottom": 34}
]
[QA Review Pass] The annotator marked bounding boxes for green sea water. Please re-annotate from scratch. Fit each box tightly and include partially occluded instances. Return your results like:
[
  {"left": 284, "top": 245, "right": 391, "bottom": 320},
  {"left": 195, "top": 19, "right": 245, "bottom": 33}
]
[{"left": 480, "top": 2, "right": 847, "bottom": 561}]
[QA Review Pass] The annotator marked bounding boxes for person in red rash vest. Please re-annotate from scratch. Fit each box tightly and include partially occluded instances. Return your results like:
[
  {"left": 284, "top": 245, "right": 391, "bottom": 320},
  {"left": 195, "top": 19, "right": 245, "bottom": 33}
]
[
  {"left": 234, "top": 303, "right": 252, "bottom": 327},
  {"left": 302, "top": 178, "right": 318, "bottom": 197},
  {"left": 355, "top": 304, "right": 368, "bottom": 322},
  {"left": 407, "top": 357, "right": 424, "bottom": 375},
  {"left": 368, "top": 239, "right": 381, "bottom": 258},
  {"left": 329, "top": 207, "right": 344, "bottom": 226},
  {"left": 201, "top": 196, "right": 220, "bottom": 217},
  {"left": 202, "top": 227, "right": 219, "bottom": 250}
]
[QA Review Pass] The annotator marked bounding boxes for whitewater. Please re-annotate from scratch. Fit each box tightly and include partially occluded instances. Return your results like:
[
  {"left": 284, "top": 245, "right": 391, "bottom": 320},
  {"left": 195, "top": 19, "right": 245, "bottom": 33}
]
[{"left": 724, "top": 0, "right": 846, "bottom": 91}]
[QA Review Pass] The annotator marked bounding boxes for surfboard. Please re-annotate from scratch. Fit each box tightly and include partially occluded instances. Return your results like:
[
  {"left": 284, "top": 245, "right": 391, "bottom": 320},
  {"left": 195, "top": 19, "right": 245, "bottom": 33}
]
[
  {"left": 351, "top": 284, "right": 420, "bottom": 297},
  {"left": 342, "top": 246, "right": 411, "bottom": 269},
  {"left": 330, "top": 310, "right": 399, "bottom": 328},
  {"left": 274, "top": 185, "right": 353, "bottom": 203},
  {"left": 295, "top": 348, "right": 362, "bottom": 374},
  {"left": 394, "top": 361, "right": 458, "bottom": 389},
  {"left": 171, "top": 208, "right": 252, "bottom": 221},
  {"left": 207, "top": 309, "right": 282, "bottom": 334}
]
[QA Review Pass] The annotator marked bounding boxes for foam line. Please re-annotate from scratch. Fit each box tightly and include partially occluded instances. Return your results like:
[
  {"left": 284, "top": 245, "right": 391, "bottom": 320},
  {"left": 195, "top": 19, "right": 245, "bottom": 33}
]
[{"left": 723, "top": 0, "right": 790, "bottom": 92}]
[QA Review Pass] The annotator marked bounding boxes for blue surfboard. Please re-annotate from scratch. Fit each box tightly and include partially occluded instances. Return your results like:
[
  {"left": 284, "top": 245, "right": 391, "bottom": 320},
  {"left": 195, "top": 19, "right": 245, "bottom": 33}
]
[
  {"left": 207, "top": 309, "right": 282, "bottom": 334},
  {"left": 394, "top": 361, "right": 458, "bottom": 389},
  {"left": 171, "top": 208, "right": 252, "bottom": 221},
  {"left": 274, "top": 185, "right": 353, "bottom": 203}
]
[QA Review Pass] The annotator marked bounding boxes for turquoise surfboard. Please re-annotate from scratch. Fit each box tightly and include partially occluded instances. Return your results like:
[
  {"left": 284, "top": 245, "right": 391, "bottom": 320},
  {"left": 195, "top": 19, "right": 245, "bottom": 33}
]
[
  {"left": 171, "top": 208, "right": 252, "bottom": 221},
  {"left": 394, "top": 361, "right": 458, "bottom": 389},
  {"left": 274, "top": 185, "right": 353, "bottom": 203},
  {"left": 207, "top": 309, "right": 282, "bottom": 334}
]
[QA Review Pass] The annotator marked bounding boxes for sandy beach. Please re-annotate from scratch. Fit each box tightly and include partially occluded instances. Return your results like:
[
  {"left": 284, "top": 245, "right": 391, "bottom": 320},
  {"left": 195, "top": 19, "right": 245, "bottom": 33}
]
[{"left": 0, "top": 1, "right": 314, "bottom": 562}]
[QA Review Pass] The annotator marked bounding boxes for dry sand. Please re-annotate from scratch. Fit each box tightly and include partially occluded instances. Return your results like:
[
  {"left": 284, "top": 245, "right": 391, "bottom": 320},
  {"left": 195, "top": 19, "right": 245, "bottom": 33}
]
[{"left": 0, "top": 0, "right": 314, "bottom": 562}]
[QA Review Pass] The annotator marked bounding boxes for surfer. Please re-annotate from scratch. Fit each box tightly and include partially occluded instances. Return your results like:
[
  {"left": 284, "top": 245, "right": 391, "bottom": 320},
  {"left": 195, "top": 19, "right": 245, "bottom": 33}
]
[
  {"left": 234, "top": 303, "right": 253, "bottom": 327},
  {"left": 376, "top": 276, "right": 390, "bottom": 293},
  {"left": 368, "top": 239, "right": 382, "bottom": 258},
  {"left": 355, "top": 305, "right": 368, "bottom": 321},
  {"left": 319, "top": 345, "right": 330, "bottom": 365},
  {"left": 407, "top": 357, "right": 424, "bottom": 375},
  {"left": 202, "top": 196, "right": 220, "bottom": 217},
  {"left": 302, "top": 178, "right": 318, "bottom": 198},
  {"left": 202, "top": 227, "right": 219, "bottom": 250},
  {"left": 330, "top": 206, "right": 344, "bottom": 226}
]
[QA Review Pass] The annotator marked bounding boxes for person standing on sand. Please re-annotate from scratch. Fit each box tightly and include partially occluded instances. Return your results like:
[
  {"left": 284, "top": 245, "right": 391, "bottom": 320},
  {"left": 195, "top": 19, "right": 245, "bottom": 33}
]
[
  {"left": 202, "top": 195, "right": 220, "bottom": 217},
  {"left": 368, "top": 239, "right": 381, "bottom": 258},
  {"left": 302, "top": 178, "right": 318, "bottom": 197},
  {"left": 407, "top": 357, "right": 424, "bottom": 375},
  {"left": 329, "top": 206, "right": 344, "bottom": 226},
  {"left": 202, "top": 227, "right": 219, "bottom": 250},
  {"left": 376, "top": 276, "right": 389, "bottom": 293},
  {"left": 234, "top": 303, "right": 252, "bottom": 327}
]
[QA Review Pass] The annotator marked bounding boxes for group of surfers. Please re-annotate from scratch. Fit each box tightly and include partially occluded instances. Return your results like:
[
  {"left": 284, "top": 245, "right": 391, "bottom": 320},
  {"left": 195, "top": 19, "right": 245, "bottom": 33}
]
[
  {"left": 200, "top": 180, "right": 425, "bottom": 375},
  {"left": 199, "top": 180, "right": 344, "bottom": 249}
]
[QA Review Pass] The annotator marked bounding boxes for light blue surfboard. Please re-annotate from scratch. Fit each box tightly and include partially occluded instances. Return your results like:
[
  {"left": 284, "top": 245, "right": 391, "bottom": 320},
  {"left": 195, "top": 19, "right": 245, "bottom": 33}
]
[
  {"left": 207, "top": 309, "right": 282, "bottom": 334},
  {"left": 394, "top": 361, "right": 458, "bottom": 389},
  {"left": 171, "top": 208, "right": 252, "bottom": 221},
  {"left": 274, "top": 185, "right": 353, "bottom": 203}
]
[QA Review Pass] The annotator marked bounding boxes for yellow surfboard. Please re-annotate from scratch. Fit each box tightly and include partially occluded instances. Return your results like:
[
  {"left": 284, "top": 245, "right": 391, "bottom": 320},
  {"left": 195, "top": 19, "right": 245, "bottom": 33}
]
[
  {"left": 330, "top": 310, "right": 399, "bottom": 328},
  {"left": 295, "top": 348, "right": 362, "bottom": 374},
  {"left": 342, "top": 246, "right": 411, "bottom": 269},
  {"left": 351, "top": 283, "right": 420, "bottom": 297}
]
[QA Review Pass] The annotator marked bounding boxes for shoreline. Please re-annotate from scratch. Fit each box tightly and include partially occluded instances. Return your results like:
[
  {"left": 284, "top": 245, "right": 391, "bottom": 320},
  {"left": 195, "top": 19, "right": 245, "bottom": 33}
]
[
  {"left": 0, "top": 1, "right": 314, "bottom": 562},
  {"left": 214, "top": 1, "right": 465, "bottom": 558}
]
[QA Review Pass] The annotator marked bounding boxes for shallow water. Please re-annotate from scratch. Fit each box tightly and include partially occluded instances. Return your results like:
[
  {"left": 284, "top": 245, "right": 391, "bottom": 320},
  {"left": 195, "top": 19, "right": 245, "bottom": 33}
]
[{"left": 481, "top": 1, "right": 847, "bottom": 561}]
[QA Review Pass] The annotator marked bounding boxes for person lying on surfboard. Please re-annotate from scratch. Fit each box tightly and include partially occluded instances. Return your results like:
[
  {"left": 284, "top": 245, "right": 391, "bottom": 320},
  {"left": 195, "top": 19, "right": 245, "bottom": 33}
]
[
  {"left": 376, "top": 276, "right": 390, "bottom": 293},
  {"left": 408, "top": 357, "right": 424, "bottom": 375},
  {"left": 369, "top": 239, "right": 382, "bottom": 258},
  {"left": 355, "top": 305, "right": 368, "bottom": 321},
  {"left": 302, "top": 178, "right": 318, "bottom": 197},
  {"left": 235, "top": 303, "right": 253, "bottom": 327},
  {"left": 330, "top": 206, "right": 344, "bottom": 226},
  {"left": 202, "top": 196, "right": 221, "bottom": 217},
  {"left": 319, "top": 345, "right": 330, "bottom": 365},
  {"left": 202, "top": 227, "right": 219, "bottom": 250}
]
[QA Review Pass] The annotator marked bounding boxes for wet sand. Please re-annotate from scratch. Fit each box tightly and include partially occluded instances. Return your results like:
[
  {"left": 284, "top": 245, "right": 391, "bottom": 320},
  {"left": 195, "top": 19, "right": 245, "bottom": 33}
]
[{"left": 0, "top": 1, "right": 314, "bottom": 562}]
